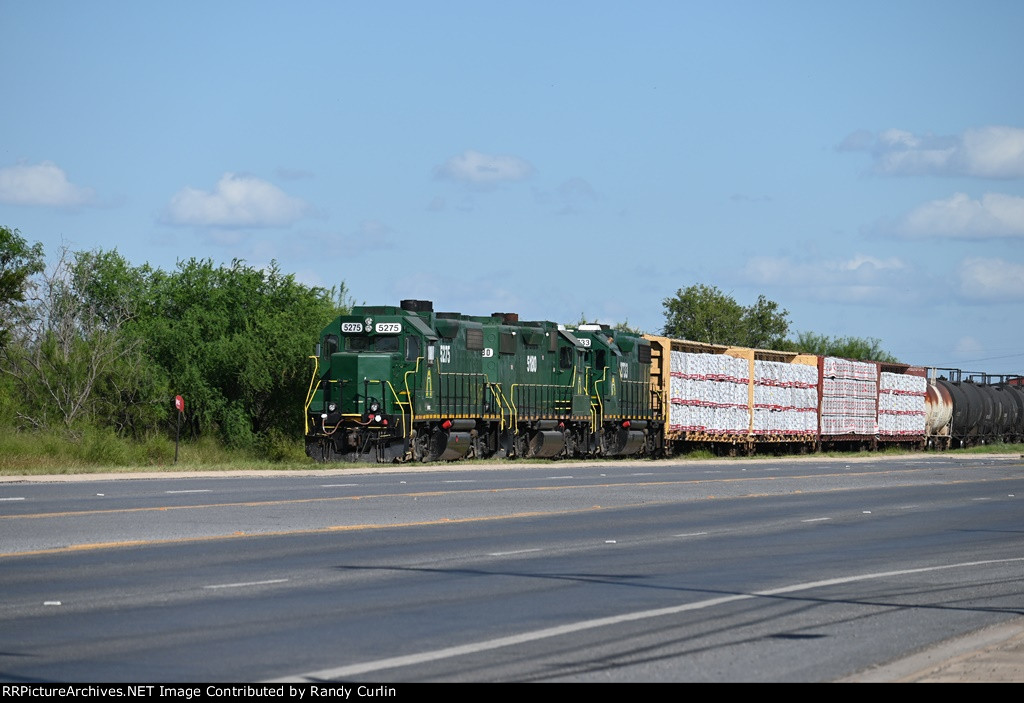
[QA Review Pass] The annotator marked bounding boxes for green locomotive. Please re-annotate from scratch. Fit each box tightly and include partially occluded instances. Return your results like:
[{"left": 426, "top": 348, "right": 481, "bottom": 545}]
[
  {"left": 304, "top": 300, "right": 662, "bottom": 462},
  {"left": 566, "top": 324, "right": 663, "bottom": 457}
]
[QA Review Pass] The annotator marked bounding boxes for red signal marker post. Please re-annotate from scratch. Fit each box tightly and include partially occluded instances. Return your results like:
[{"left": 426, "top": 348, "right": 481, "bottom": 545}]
[{"left": 174, "top": 395, "right": 185, "bottom": 463}]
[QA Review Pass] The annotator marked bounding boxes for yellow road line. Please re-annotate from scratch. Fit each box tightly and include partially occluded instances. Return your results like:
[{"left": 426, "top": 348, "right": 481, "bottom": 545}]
[
  {"left": 0, "top": 506, "right": 608, "bottom": 559},
  {"left": 1, "top": 468, "right": 1012, "bottom": 521}
]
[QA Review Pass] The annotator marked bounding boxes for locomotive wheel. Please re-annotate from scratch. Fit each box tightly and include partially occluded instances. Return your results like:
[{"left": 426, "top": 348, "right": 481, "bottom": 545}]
[
  {"left": 412, "top": 429, "right": 434, "bottom": 462},
  {"left": 305, "top": 439, "right": 336, "bottom": 463}
]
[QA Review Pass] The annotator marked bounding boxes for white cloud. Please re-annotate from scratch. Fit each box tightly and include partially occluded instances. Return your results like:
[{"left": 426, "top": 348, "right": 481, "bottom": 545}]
[
  {"left": 434, "top": 150, "right": 534, "bottom": 185},
  {"left": 742, "top": 253, "right": 911, "bottom": 303},
  {"left": 0, "top": 161, "right": 95, "bottom": 207},
  {"left": 958, "top": 258, "right": 1024, "bottom": 301},
  {"left": 959, "top": 127, "right": 1024, "bottom": 178},
  {"left": 836, "top": 254, "right": 906, "bottom": 272},
  {"left": 163, "top": 173, "right": 310, "bottom": 227},
  {"left": 893, "top": 192, "right": 1024, "bottom": 239},
  {"left": 953, "top": 336, "right": 984, "bottom": 358},
  {"left": 840, "top": 126, "right": 1024, "bottom": 178}
]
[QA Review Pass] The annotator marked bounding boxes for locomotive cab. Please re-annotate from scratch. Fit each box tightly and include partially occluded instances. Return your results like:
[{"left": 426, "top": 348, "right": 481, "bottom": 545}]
[
  {"left": 305, "top": 305, "right": 434, "bottom": 462},
  {"left": 570, "top": 325, "right": 659, "bottom": 456}
]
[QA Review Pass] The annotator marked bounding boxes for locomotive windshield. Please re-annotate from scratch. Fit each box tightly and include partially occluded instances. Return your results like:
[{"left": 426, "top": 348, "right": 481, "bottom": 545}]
[{"left": 344, "top": 335, "right": 400, "bottom": 352}]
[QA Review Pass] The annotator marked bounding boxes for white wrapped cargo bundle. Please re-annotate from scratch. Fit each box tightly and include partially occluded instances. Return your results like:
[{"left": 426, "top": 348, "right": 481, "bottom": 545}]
[
  {"left": 821, "top": 396, "right": 876, "bottom": 417},
  {"left": 823, "top": 357, "right": 877, "bottom": 381},
  {"left": 821, "top": 415, "right": 877, "bottom": 435},
  {"left": 823, "top": 378, "right": 877, "bottom": 398},
  {"left": 754, "top": 382, "right": 818, "bottom": 410},
  {"left": 750, "top": 360, "right": 818, "bottom": 437},
  {"left": 878, "top": 377, "right": 925, "bottom": 436},
  {"left": 879, "top": 371, "right": 927, "bottom": 395},
  {"left": 669, "top": 350, "right": 751, "bottom": 434},
  {"left": 878, "top": 411, "right": 926, "bottom": 435},
  {"left": 754, "top": 360, "right": 817, "bottom": 388},
  {"left": 670, "top": 354, "right": 824, "bottom": 437},
  {"left": 879, "top": 414, "right": 926, "bottom": 434},
  {"left": 752, "top": 408, "right": 818, "bottom": 434},
  {"left": 878, "top": 391, "right": 925, "bottom": 413},
  {"left": 669, "top": 403, "right": 748, "bottom": 434},
  {"left": 821, "top": 357, "right": 878, "bottom": 435},
  {"left": 876, "top": 373, "right": 925, "bottom": 436},
  {"left": 671, "top": 377, "right": 747, "bottom": 407},
  {"left": 670, "top": 351, "right": 748, "bottom": 383}
]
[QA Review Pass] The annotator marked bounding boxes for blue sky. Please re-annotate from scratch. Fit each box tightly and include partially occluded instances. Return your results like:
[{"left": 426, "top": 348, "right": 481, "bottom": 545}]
[{"left": 2, "top": 1, "right": 1022, "bottom": 374}]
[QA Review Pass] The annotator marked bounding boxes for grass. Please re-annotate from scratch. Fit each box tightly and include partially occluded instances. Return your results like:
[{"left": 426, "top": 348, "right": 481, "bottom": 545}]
[
  {"left": 1, "top": 425, "right": 1021, "bottom": 476},
  {"left": 0, "top": 425, "right": 321, "bottom": 476},
  {"left": 952, "top": 442, "right": 1024, "bottom": 455}
]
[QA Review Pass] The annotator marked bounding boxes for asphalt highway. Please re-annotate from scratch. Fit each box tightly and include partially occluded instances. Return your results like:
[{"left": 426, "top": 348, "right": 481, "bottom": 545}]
[{"left": 1, "top": 454, "right": 1022, "bottom": 681}]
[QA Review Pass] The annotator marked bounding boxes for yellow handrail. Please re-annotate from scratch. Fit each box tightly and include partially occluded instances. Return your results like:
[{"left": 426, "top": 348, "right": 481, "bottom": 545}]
[
  {"left": 592, "top": 367, "right": 608, "bottom": 429},
  {"left": 383, "top": 380, "right": 409, "bottom": 438},
  {"left": 402, "top": 357, "right": 423, "bottom": 437},
  {"left": 489, "top": 382, "right": 509, "bottom": 432},
  {"left": 303, "top": 355, "right": 320, "bottom": 435}
]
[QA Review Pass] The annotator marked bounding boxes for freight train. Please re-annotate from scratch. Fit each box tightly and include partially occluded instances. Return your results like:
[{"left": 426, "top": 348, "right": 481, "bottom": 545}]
[{"left": 303, "top": 300, "right": 1024, "bottom": 462}]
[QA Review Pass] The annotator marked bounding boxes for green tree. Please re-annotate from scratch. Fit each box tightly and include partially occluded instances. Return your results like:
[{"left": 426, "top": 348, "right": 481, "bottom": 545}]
[
  {"left": 0, "top": 226, "right": 45, "bottom": 350},
  {"left": 663, "top": 284, "right": 744, "bottom": 344},
  {"left": 742, "top": 294, "right": 790, "bottom": 349},
  {"left": 329, "top": 280, "right": 359, "bottom": 317},
  {"left": 0, "top": 247, "right": 158, "bottom": 432},
  {"left": 790, "top": 331, "right": 899, "bottom": 362},
  {"left": 662, "top": 284, "right": 789, "bottom": 348},
  {"left": 130, "top": 258, "right": 336, "bottom": 446}
]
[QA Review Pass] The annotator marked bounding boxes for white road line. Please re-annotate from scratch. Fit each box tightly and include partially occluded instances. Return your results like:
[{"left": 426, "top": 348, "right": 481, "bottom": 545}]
[
  {"left": 165, "top": 490, "right": 212, "bottom": 494},
  {"left": 267, "top": 556, "right": 1024, "bottom": 683},
  {"left": 546, "top": 476, "right": 574, "bottom": 480},
  {"left": 0, "top": 497, "right": 25, "bottom": 501},
  {"left": 674, "top": 532, "right": 709, "bottom": 538},
  {"left": 972, "top": 497, "right": 993, "bottom": 501},
  {"left": 801, "top": 517, "right": 832, "bottom": 523},
  {"left": 204, "top": 579, "right": 289, "bottom": 590},
  {"left": 488, "top": 548, "right": 543, "bottom": 557}
]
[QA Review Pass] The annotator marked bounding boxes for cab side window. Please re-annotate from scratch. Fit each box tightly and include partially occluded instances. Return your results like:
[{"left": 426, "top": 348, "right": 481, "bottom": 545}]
[
  {"left": 406, "top": 336, "right": 421, "bottom": 362},
  {"left": 559, "top": 346, "right": 573, "bottom": 369}
]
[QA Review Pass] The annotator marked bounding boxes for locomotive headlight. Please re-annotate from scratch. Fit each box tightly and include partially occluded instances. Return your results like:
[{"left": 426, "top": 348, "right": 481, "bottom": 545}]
[
  {"left": 327, "top": 402, "right": 337, "bottom": 412},
  {"left": 369, "top": 400, "right": 380, "bottom": 413},
  {"left": 374, "top": 414, "right": 382, "bottom": 423}
]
